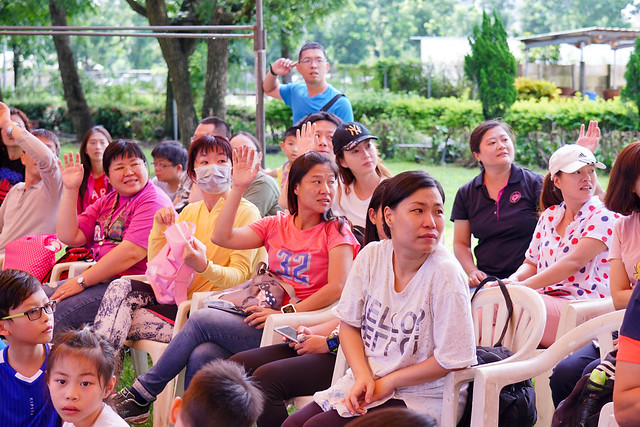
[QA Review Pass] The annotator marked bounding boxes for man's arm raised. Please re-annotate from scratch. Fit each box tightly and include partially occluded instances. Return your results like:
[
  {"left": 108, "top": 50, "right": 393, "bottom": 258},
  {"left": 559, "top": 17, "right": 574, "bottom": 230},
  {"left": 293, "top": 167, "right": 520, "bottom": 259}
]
[{"left": 263, "top": 58, "right": 296, "bottom": 99}]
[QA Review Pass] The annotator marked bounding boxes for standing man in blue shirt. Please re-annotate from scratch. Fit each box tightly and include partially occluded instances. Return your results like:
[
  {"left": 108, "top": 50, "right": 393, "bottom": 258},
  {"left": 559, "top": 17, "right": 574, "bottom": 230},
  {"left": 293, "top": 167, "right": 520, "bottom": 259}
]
[{"left": 263, "top": 42, "right": 354, "bottom": 124}]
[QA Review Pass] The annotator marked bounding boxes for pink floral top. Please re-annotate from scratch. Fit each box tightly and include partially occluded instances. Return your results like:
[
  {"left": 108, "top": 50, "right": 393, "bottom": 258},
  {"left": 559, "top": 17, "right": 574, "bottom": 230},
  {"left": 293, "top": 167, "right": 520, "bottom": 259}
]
[{"left": 526, "top": 196, "right": 619, "bottom": 299}]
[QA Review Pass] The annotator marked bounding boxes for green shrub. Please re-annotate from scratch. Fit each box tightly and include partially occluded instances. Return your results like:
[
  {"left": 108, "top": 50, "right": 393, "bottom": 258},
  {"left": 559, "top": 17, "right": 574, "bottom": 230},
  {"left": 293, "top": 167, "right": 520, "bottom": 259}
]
[{"left": 514, "top": 77, "right": 561, "bottom": 101}]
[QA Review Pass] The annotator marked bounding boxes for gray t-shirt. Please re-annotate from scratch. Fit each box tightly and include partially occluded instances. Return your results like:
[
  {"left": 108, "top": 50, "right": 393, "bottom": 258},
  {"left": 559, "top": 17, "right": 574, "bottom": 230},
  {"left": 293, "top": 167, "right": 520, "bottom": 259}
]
[{"left": 0, "top": 134, "right": 62, "bottom": 253}]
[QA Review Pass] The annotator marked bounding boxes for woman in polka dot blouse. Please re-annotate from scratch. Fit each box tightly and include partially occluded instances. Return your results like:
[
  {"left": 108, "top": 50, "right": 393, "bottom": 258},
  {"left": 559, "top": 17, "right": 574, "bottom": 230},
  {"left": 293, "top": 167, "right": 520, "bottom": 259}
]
[{"left": 507, "top": 144, "right": 619, "bottom": 347}]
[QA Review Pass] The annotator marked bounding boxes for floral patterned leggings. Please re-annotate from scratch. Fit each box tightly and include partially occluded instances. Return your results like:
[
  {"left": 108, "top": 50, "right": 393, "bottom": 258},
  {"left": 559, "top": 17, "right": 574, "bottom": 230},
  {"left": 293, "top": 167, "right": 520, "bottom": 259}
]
[{"left": 93, "top": 278, "right": 174, "bottom": 352}]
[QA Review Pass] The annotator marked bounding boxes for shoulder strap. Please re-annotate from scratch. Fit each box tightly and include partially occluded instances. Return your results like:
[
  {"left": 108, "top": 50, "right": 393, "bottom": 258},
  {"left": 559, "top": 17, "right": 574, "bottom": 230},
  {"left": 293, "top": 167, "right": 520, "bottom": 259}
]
[
  {"left": 471, "top": 276, "right": 514, "bottom": 347},
  {"left": 320, "top": 93, "right": 345, "bottom": 112}
]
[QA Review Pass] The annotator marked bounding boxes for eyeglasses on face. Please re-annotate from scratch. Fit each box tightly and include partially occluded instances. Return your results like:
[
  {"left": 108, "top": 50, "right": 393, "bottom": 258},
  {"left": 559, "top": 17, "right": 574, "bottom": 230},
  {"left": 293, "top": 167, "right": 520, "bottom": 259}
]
[
  {"left": 111, "top": 160, "right": 145, "bottom": 173},
  {"left": 299, "top": 58, "right": 326, "bottom": 66},
  {"left": 153, "top": 162, "right": 175, "bottom": 170},
  {"left": 1, "top": 301, "right": 57, "bottom": 321}
]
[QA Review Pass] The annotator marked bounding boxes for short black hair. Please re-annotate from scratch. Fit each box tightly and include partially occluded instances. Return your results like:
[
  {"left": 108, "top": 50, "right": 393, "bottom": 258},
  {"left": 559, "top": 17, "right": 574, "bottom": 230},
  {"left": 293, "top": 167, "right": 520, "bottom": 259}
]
[
  {"left": 298, "top": 41, "right": 327, "bottom": 61},
  {"left": 198, "top": 117, "right": 231, "bottom": 139},
  {"left": 0, "top": 269, "right": 42, "bottom": 319},
  {"left": 102, "top": 139, "right": 147, "bottom": 177},
  {"left": 152, "top": 141, "right": 188, "bottom": 169},
  {"left": 180, "top": 360, "right": 263, "bottom": 427},
  {"left": 293, "top": 111, "right": 343, "bottom": 128},
  {"left": 187, "top": 136, "right": 233, "bottom": 181},
  {"left": 284, "top": 126, "right": 297, "bottom": 139},
  {"left": 31, "top": 128, "right": 60, "bottom": 156},
  {"left": 47, "top": 327, "right": 116, "bottom": 388}
]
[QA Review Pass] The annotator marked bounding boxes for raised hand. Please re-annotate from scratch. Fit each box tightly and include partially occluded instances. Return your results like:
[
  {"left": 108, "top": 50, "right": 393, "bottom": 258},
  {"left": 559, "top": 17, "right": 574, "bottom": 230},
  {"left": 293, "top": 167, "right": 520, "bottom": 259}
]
[
  {"left": 0, "top": 102, "right": 10, "bottom": 127},
  {"left": 232, "top": 145, "right": 261, "bottom": 189},
  {"left": 271, "top": 58, "right": 297, "bottom": 76},
  {"left": 296, "top": 121, "right": 318, "bottom": 154},
  {"left": 59, "top": 152, "right": 84, "bottom": 190},
  {"left": 576, "top": 120, "right": 600, "bottom": 153}
]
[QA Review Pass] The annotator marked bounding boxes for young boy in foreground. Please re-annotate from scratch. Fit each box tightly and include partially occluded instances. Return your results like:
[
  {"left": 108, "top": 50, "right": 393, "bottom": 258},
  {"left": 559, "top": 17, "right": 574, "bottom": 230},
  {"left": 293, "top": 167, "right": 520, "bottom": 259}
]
[
  {"left": 170, "top": 359, "right": 263, "bottom": 427},
  {"left": 0, "top": 269, "right": 60, "bottom": 427}
]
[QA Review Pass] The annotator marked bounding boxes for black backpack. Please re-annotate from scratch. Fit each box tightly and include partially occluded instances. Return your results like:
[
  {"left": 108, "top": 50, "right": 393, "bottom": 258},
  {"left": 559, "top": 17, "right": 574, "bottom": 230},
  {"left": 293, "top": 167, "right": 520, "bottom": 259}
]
[
  {"left": 551, "top": 349, "right": 616, "bottom": 427},
  {"left": 457, "top": 277, "right": 537, "bottom": 427}
]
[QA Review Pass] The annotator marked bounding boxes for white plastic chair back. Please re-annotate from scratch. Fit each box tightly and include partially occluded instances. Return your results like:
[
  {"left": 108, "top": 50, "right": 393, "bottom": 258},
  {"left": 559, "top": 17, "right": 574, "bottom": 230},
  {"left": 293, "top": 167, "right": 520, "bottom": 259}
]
[
  {"left": 470, "top": 309, "right": 625, "bottom": 427},
  {"left": 440, "top": 285, "right": 546, "bottom": 426}
]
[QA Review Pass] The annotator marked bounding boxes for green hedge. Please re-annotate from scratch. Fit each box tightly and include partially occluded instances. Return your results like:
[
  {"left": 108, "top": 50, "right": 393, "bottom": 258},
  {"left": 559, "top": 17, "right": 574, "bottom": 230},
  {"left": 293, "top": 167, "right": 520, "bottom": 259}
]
[{"left": 11, "top": 93, "right": 640, "bottom": 169}]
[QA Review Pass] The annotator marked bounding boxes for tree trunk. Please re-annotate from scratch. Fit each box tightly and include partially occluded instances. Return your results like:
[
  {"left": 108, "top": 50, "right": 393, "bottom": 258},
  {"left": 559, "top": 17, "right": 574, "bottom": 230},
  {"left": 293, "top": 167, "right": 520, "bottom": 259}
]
[
  {"left": 202, "top": 36, "right": 229, "bottom": 119},
  {"left": 164, "top": 71, "right": 173, "bottom": 138},
  {"left": 12, "top": 44, "right": 20, "bottom": 93},
  {"left": 48, "top": 0, "right": 94, "bottom": 140},
  {"left": 145, "top": 0, "right": 197, "bottom": 146}
]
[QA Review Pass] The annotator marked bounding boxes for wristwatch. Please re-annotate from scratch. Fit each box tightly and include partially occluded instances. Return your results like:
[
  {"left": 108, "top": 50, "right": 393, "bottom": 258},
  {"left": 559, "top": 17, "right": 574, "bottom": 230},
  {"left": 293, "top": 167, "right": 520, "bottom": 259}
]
[
  {"left": 281, "top": 303, "right": 296, "bottom": 314},
  {"left": 76, "top": 275, "right": 88, "bottom": 289},
  {"left": 6, "top": 125, "right": 14, "bottom": 138},
  {"left": 326, "top": 332, "right": 340, "bottom": 354}
]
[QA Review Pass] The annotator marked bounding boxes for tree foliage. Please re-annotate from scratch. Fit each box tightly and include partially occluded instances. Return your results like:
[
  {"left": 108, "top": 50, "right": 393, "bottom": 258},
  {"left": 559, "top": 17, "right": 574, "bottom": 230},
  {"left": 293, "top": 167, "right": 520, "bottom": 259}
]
[
  {"left": 622, "top": 37, "right": 640, "bottom": 127},
  {"left": 519, "top": 0, "right": 630, "bottom": 34},
  {"left": 464, "top": 11, "right": 517, "bottom": 120}
]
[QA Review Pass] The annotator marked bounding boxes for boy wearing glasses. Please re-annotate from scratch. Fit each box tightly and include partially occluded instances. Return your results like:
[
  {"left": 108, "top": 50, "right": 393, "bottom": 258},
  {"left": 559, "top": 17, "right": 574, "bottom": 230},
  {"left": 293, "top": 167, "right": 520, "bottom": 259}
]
[
  {"left": 151, "top": 141, "right": 189, "bottom": 204},
  {"left": 0, "top": 269, "right": 60, "bottom": 427},
  {"left": 263, "top": 42, "right": 354, "bottom": 124}
]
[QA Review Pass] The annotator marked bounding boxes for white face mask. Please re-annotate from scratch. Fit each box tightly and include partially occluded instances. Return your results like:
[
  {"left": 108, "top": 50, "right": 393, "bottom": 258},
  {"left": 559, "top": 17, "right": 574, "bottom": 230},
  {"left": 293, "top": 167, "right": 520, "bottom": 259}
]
[{"left": 194, "top": 164, "right": 232, "bottom": 194}]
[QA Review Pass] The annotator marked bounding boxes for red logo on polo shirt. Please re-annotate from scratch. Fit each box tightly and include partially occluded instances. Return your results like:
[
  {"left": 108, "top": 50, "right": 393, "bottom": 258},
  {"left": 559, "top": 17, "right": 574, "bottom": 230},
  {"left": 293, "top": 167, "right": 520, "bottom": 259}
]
[{"left": 509, "top": 191, "right": 521, "bottom": 203}]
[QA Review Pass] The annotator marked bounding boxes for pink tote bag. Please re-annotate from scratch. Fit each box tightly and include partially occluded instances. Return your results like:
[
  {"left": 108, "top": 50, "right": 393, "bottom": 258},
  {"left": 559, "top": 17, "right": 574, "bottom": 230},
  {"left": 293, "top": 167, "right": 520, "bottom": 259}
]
[{"left": 145, "top": 222, "right": 196, "bottom": 305}]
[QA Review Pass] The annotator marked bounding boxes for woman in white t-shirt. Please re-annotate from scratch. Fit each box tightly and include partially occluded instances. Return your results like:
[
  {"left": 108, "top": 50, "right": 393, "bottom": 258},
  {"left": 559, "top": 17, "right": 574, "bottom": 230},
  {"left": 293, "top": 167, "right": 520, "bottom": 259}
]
[
  {"left": 285, "top": 171, "right": 477, "bottom": 426},
  {"left": 331, "top": 121, "right": 392, "bottom": 235}
]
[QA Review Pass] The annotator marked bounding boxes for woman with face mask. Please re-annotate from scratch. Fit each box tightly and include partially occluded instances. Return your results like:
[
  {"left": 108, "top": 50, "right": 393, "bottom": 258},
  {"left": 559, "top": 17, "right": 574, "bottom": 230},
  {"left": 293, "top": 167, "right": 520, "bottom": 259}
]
[{"left": 92, "top": 136, "right": 264, "bottom": 356}]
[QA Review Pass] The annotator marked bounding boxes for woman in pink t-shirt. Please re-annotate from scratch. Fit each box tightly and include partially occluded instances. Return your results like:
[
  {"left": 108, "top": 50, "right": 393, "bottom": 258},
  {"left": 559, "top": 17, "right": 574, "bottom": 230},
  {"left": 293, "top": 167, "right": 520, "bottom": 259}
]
[
  {"left": 77, "top": 126, "right": 113, "bottom": 214},
  {"left": 109, "top": 150, "right": 359, "bottom": 421}
]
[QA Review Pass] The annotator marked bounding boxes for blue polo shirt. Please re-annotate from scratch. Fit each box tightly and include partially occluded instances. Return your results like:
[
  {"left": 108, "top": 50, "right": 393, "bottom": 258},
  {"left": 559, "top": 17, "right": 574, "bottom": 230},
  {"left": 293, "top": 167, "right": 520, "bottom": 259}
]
[
  {"left": 451, "top": 164, "right": 542, "bottom": 279},
  {"left": 279, "top": 82, "right": 354, "bottom": 124}
]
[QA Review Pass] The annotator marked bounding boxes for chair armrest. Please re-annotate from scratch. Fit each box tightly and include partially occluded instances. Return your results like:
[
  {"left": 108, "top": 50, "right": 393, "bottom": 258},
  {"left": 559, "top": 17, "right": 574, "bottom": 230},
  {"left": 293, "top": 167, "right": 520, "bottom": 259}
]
[
  {"left": 173, "top": 300, "right": 191, "bottom": 337},
  {"left": 50, "top": 261, "right": 96, "bottom": 282},
  {"left": 190, "top": 291, "right": 216, "bottom": 315},
  {"left": 260, "top": 303, "right": 337, "bottom": 347},
  {"left": 555, "top": 298, "right": 615, "bottom": 340}
]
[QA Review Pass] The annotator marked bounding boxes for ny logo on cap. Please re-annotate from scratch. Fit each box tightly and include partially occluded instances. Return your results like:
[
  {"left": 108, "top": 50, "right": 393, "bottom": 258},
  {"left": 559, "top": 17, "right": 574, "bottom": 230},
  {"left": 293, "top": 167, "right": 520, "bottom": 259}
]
[{"left": 346, "top": 124, "right": 362, "bottom": 136}]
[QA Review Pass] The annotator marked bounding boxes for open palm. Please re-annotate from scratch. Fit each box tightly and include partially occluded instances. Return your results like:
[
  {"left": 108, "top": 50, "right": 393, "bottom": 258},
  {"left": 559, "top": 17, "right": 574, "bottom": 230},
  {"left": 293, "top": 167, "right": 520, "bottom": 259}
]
[
  {"left": 232, "top": 145, "right": 260, "bottom": 188},
  {"left": 59, "top": 152, "right": 84, "bottom": 190}
]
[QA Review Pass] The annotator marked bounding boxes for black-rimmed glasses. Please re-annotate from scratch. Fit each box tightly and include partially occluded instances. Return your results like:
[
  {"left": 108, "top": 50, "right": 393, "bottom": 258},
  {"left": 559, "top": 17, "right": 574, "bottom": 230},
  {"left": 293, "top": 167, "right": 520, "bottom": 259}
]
[{"left": 1, "top": 301, "right": 57, "bottom": 321}]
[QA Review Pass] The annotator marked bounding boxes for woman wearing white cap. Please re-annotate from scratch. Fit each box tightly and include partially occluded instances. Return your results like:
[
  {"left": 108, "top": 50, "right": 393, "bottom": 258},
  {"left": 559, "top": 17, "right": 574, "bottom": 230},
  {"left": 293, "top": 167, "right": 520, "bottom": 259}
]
[{"left": 507, "top": 144, "right": 618, "bottom": 347}]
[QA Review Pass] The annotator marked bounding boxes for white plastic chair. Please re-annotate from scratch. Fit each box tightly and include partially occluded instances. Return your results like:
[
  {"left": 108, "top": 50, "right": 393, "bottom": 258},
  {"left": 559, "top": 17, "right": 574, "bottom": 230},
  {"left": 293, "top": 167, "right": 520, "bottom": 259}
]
[
  {"left": 260, "top": 304, "right": 337, "bottom": 347},
  {"left": 124, "top": 299, "right": 191, "bottom": 427},
  {"left": 469, "top": 309, "right": 625, "bottom": 427},
  {"left": 533, "top": 297, "right": 617, "bottom": 425},
  {"left": 440, "top": 285, "right": 547, "bottom": 426},
  {"left": 555, "top": 298, "right": 615, "bottom": 340},
  {"left": 598, "top": 402, "right": 618, "bottom": 427},
  {"left": 49, "top": 260, "right": 96, "bottom": 282}
]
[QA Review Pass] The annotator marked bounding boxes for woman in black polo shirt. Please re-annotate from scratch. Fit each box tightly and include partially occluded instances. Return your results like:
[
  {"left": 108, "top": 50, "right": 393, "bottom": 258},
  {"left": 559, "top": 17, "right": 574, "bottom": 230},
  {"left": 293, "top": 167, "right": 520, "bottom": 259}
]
[{"left": 450, "top": 120, "right": 601, "bottom": 288}]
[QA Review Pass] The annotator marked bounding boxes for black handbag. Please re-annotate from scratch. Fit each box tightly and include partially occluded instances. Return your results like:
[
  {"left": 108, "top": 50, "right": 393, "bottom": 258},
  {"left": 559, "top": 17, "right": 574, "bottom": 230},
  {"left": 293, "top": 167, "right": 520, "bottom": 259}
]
[{"left": 458, "top": 276, "right": 537, "bottom": 427}]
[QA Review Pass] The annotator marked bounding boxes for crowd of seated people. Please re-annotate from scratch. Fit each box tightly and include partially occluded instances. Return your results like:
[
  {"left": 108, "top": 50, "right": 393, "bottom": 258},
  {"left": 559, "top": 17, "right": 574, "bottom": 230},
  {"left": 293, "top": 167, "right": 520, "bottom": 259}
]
[{"left": 2, "top": 41, "right": 640, "bottom": 426}]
